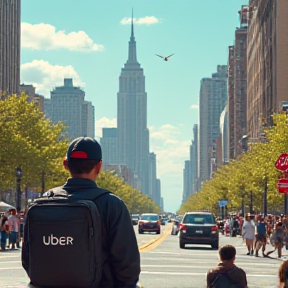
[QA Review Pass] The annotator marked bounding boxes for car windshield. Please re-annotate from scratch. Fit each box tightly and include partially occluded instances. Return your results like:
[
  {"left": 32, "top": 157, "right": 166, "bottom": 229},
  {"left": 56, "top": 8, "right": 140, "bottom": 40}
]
[
  {"left": 141, "top": 215, "right": 158, "bottom": 221},
  {"left": 183, "top": 214, "right": 215, "bottom": 224}
]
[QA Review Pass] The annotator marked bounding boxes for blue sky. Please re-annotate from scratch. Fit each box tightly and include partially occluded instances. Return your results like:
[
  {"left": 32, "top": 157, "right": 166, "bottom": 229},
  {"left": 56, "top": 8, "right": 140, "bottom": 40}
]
[{"left": 21, "top": 0, "right": 249, "bottom": 212}]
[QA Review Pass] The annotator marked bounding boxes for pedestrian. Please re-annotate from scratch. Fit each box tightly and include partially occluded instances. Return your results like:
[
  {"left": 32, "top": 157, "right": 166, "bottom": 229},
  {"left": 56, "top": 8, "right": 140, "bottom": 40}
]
[
  {"left": 242, "top": 213, "right": 255, "bottom": 255},
  {"left": 271, "top": 221, "right": 284, "bottom": 258},
  {"left": 254, "top": 214, "right": 267, "bottom": 257},
  {"left": 0, "top": 213, "right": 9, "bottom": 251},
  {"left": 7, "top": 208, "right": 19, "bottom": 250},
  {"left": 22, "top": 136, "right": 141, "bottom": 288},
  {"left": 206, "top": 244, "right": 248, "bottom": 288},
  {"left": 278, "top": 260, "right": 288, "bottom": 288}
]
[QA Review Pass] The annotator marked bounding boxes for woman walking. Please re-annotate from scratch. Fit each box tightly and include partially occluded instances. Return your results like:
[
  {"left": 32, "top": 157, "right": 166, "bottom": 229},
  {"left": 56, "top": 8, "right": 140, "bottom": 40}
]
[
  {"left": 0, "top": 213, "right": 9, "bottom": 251},
  {"left": 242, "top": 213, "right": 255, "bottom": 255},
  {"left": 272, "top": 221, "right": 284, "bottom": 258}
]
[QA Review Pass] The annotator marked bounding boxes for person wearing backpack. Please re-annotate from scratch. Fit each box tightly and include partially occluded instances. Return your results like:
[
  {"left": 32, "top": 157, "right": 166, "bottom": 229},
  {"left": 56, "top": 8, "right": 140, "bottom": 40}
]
[
  {"left": 22, "top": 136, "right": 141, "bottom": 288},
  {"left": 206, "top": 245, "right": 248, "bottom": 288}
]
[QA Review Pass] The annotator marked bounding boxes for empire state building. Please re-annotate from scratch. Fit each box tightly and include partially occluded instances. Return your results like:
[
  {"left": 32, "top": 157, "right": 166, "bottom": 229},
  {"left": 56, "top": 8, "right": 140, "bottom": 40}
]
[{"left": 117, "top": 17, "right": 149, "bottom": 195}]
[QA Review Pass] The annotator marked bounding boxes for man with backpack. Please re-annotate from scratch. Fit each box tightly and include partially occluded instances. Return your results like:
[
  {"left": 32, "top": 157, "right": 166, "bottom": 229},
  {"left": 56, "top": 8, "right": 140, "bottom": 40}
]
[
  {"left": 206, "top": 245, "right": 248, "bottom": 288},
  {"left": 22, "top": 136, "right": 141, "bottom": 288}
]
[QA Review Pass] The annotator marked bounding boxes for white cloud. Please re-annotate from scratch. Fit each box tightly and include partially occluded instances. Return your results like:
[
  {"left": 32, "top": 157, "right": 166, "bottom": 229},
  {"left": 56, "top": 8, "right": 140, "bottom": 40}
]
[
  {"left": 120, "top": 16, "right": 160, "bottom": 25},
  {"left": 21, "top": 23, "right": 104, "bottom": 52},
  {"left": 21, "top": 60, "right": 84, "bottom": 97},
  {"left": 95, "top": 117, "right": 117, "bottom": 140},
  {"left": 149, "top": 124, "right": 190, "bottom": 178},
  {"left": 94, "top": 120, "right": 190, "bottom": 178},
  {"left": 190, "top": 104, "right": 199, "bottom": 109},
  {"left": 95, "top": 119, "right": 190, "bottom": 211}
]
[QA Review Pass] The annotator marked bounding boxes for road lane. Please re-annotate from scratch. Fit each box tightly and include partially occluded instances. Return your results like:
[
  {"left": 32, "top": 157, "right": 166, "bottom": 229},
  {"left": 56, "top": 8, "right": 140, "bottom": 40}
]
[
  {"left": 0, "top": 225, "right": 285, "bottom": 288},
  {"left": 139, "top": 233, "right": 283, "bottom": 288}
]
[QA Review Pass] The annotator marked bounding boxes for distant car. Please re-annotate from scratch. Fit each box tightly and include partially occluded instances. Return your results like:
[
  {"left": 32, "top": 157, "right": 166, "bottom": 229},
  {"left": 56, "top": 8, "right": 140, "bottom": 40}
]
[
  {"left": 171, "top": 220, "right": 180, "bottom": 235},
  {"left": 179, "top": 211, "right": 219, "bottom": 249},
  {"left": 138, "top": 213, "right": 161, "bottom": 234},
  {"left": 131, "top": 218, "right": 139, "bottom": 225},
  {"left": 161, "top": 218, "right": 166, "bottom": 225}
]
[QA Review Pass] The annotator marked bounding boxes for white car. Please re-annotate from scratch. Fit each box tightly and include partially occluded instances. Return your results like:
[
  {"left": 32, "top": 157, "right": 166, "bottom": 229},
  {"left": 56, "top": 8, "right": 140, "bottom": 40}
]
[{"left": 171, "top": 220, "right": 180, "bottom": 235}]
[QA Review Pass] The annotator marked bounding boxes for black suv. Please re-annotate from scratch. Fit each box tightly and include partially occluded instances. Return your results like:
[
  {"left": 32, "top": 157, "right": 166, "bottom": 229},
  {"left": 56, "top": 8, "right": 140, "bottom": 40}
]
[{"left": 179, "top": 211, "right": 219, "bottom": 249}]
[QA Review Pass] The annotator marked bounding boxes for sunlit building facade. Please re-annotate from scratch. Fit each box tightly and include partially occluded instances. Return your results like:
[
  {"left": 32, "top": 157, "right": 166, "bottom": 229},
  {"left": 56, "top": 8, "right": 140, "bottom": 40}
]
[{"left": 247, "top": 0, "right": 288, "bottom": 138}]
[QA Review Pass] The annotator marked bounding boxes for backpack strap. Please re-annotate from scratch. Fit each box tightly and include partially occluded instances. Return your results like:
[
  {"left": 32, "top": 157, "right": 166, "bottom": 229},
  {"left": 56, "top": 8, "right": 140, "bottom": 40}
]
[
  {"left": 211, "top": 267, "right": 238, "bottom": 287},
  {"left": 42, "top": 186, "right": 110, "bottom": 202}
]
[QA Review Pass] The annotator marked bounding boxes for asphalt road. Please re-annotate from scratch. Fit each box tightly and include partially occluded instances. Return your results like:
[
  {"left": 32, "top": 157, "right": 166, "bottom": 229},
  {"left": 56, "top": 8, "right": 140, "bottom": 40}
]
[{"left": 0, "top": 223, "right": 286, "bottom": 288}]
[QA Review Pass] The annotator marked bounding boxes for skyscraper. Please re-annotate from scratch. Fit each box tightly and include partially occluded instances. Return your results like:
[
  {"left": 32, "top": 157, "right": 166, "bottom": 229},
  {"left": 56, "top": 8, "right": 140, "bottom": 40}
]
[
  {"left": 45, "top": 78, "right": 95, "bottom": 140},
  {"left": 0, "top": 0, "right": 21, "bottom": 96},
  {"left": 117, "top": 16, "right": 149, "bottom": 195},
  {"left": 198, "top": 66, "right": 228, "bottom": 183},
  {"left": 100, "top": 128, "right": 119, "bottom": 167}
]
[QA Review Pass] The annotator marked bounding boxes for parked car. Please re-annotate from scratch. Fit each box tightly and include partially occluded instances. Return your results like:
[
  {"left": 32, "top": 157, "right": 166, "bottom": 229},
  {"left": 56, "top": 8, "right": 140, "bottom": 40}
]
[
  {"left": 138, "top": 213, "right": 161, "bottom": 234},
  {"left": 171, "top": 220, "right": 180, "bottom": 235},
  {"left": 179, "top": 211, "right": 219, "bottom": 249}
]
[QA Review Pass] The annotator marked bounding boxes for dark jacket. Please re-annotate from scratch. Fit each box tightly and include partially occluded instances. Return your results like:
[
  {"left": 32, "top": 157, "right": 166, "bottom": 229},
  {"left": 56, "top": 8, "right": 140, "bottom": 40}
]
[
  {"left": 206, "top": 263, "right": 247, "bottom": 288},
  {"left": 22, "top": 177, "right": 141, "bottom": 288}
]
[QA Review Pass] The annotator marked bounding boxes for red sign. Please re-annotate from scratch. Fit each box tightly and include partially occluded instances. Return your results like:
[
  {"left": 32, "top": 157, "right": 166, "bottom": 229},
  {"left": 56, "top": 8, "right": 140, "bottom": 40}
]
[
  {"left": 275, "top": 153, "right": 288, "bottom": 172},
  {"left": 278, "top": 178, "right": 288, "bottom": 194}
]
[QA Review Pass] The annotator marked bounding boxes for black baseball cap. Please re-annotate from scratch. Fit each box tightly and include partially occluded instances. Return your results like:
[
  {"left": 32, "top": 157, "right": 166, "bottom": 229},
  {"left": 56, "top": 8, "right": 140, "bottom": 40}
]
[{"left": 66, "top": 137, "right": 102, "bottom": 161}]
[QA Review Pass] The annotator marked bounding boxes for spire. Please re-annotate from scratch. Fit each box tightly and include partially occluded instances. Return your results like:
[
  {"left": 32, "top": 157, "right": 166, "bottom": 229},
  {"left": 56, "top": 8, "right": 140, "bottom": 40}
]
[
  {"left": 131, "top": 8, "right": 134, "bottom": 38},
  {"left": 127, "top": 9, "right": 137, "bottom": 63}
]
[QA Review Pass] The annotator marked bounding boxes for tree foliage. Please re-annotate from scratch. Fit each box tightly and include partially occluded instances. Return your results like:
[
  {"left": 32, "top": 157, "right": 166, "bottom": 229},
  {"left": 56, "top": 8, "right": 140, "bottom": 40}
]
[
  {"left": 0, "top": 94, "right": 160, "bottom": 213},
  {"left": 0, "top": 94, "right": 69, "bottom": 194},
  {"left": 178, "top": 113, "right": 288, "bottom": 216}
]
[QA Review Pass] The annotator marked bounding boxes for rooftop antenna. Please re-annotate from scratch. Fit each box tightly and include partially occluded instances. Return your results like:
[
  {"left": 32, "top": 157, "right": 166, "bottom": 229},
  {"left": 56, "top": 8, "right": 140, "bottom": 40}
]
[{"left": 131, "top": 8, "right": 134, "bottom": 37}]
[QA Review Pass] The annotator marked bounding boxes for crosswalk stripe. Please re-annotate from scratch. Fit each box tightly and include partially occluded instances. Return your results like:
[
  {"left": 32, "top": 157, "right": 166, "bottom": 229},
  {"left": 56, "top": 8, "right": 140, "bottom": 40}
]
[{"left": 140, "top": 271, "right": 277, "bottom": 277}]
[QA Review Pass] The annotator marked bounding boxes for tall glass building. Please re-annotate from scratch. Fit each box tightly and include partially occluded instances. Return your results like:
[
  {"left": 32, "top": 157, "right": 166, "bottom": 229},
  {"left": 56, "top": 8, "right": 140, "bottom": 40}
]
[
  {"left": 117, "top": 17, "right": 149, "bottom": 195},
  {"left": 0, "top": 0, "right": 21, "bottom": 96},
  {"left": 45, "top": 78, "right": 95, "bottom": 140}
]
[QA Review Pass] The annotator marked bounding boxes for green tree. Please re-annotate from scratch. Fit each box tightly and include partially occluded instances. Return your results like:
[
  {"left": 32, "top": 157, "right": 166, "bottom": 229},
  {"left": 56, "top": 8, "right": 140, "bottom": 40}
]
[{"left": 0, "top": 94, "right": 68, "bottom": 199}]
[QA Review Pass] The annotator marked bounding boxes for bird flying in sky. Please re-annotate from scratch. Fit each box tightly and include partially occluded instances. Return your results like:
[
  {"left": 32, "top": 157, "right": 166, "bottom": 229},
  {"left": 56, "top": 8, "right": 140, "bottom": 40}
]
[{"left": 155, "top": 54, "right": 174, "bottom": 61}]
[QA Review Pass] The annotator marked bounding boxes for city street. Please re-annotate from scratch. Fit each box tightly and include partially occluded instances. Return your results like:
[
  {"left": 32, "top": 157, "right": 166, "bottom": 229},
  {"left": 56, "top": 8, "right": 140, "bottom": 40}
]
[{"left": 0, "top": 224, "right": 285, "bottom": 288}]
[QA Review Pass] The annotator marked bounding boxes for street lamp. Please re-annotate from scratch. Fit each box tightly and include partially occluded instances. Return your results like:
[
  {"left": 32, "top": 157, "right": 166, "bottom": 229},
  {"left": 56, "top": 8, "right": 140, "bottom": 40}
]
[{"left": 15, "top": 167, "right": 22, "bottom": 212}]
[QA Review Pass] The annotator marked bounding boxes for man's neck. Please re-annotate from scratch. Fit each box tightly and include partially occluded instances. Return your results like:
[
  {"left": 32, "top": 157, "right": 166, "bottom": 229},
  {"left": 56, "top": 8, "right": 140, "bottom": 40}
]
[{"left": 221, "top": 260, "right": 234, "bottom": 266}]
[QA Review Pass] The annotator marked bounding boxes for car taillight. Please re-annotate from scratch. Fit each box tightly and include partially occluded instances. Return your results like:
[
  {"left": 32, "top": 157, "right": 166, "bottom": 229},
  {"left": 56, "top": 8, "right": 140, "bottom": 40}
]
[
  {"left": 211, "top": 225, "right": 218, "bottom": 231},
  {"left": 139, "top": 221, "right": 143, "bottom": 225},
  {"left": 179, "top": 224, "right": 187, "bottom": 232}
]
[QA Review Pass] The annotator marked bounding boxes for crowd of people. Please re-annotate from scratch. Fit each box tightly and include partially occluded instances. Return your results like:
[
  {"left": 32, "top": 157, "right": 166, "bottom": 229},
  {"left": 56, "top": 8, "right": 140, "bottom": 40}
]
[
  {"left": 217, "top": 213, "right": 288, "bottom": 258},
  {"left": 211, "top": 213, "right": 288, "bottom": 287},
  {"left": 0, "top": 208, "right": 24, "bottom": 252}
]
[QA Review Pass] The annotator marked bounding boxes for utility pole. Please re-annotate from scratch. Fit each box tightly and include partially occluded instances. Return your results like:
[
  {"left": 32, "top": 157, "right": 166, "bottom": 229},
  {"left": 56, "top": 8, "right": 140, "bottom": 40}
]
[
  {"left": 263, "top": 177, "right": 268, "bottom": 216},
  {"left": 41, "top": 171, "right": 45, "bottom": 196},
  {"left": 285, "top": 193, "right": 288, "bottom": 215},
  {"left": 250, "top": 191, "right": 253, "bottom": 214}
]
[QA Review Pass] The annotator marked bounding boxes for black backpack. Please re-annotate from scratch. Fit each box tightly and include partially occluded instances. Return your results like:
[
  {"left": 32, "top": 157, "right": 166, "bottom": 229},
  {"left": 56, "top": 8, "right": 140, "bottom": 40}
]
[
  {"left": 22, "top": 187, "right": 108, "bottom": 288},
  {"left": 211, "top": 273, "right": 242, "bottom": 288}
]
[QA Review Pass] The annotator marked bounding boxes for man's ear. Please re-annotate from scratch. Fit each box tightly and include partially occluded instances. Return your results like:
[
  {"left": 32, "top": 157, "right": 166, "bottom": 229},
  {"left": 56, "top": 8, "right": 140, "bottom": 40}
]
[
  {"left": 63, "top": 158, "right": 69, "bottom": 171},
  {"left": 96, "top": 160, "right": 102, "bottom": 174}
]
